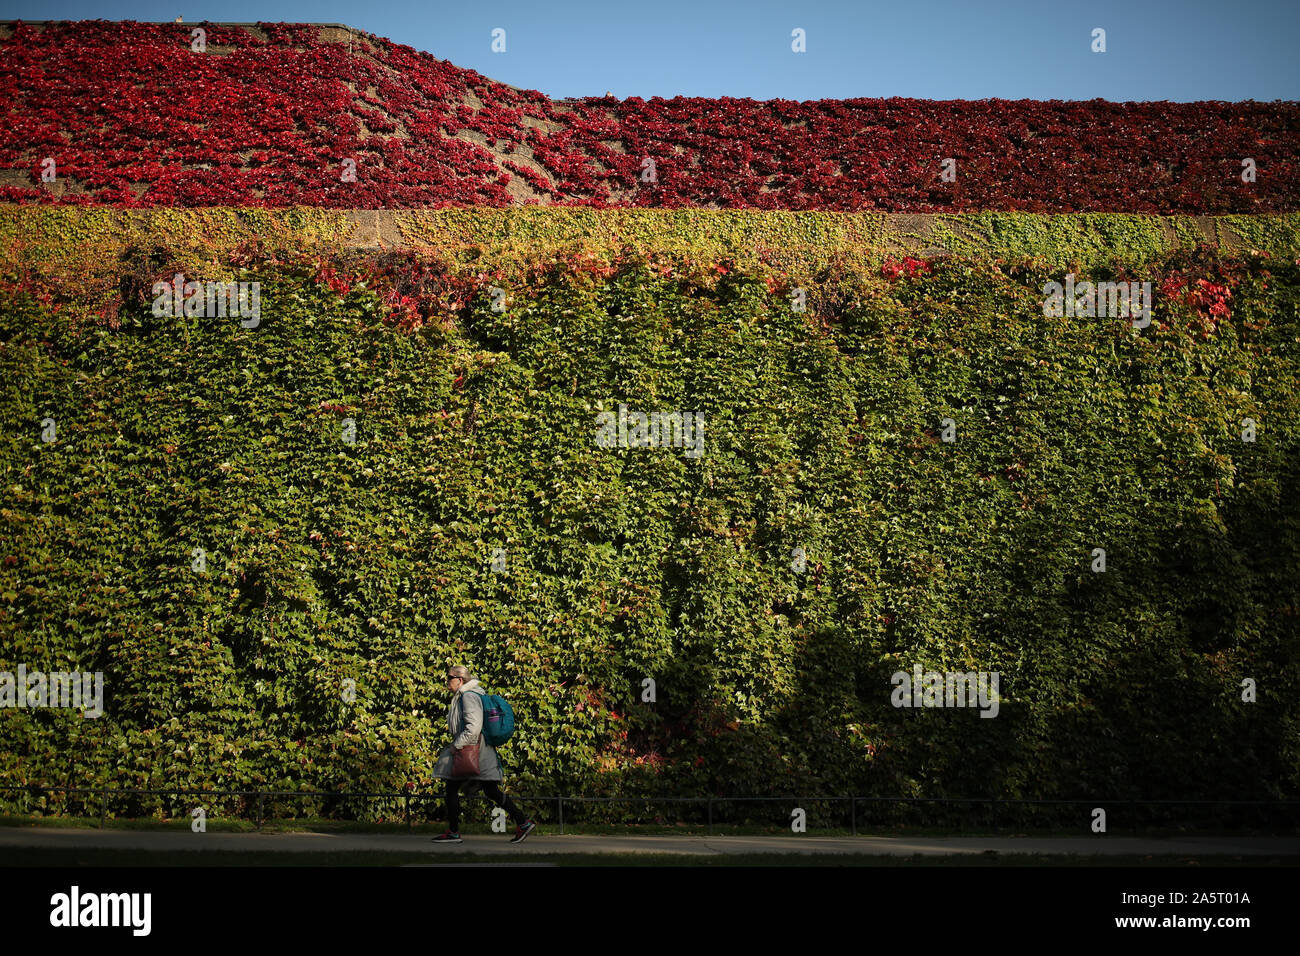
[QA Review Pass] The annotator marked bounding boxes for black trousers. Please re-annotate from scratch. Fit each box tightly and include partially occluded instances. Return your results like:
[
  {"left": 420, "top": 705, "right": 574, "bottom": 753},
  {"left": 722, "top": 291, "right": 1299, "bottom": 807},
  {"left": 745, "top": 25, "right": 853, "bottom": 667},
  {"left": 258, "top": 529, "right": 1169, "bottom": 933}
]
[{"left": 445, "top": 779, "right": 527, "bottom": 832}]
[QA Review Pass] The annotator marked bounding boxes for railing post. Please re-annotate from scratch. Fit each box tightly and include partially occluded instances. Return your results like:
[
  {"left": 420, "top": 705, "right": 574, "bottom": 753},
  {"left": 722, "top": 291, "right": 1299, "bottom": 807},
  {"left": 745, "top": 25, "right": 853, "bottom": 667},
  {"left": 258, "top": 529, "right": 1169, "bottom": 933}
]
[
  {"left": 406, "top": 792, "right": 411, "bottom": 830},
  {"left": 100, "top": 789, "right": 106, "bottom": 828},
  {"left": 558, "top": 795, "right": 564, "bottom": 835},
  {"left": 707, "top": 797, "right": 713, "bottom": 836},
  {"left": 256, "top": 792, "right": 264, "bottom": 829},
  {"left": 851, "top": 796, "right": 856, "bottom": 836}
]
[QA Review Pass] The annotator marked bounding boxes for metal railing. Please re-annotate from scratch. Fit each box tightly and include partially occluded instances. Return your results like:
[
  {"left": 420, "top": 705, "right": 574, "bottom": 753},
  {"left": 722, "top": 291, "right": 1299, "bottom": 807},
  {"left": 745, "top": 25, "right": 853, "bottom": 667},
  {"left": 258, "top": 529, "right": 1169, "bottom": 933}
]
[{"left": 3, "top": 785, "right": 1297, "bottom": 835}]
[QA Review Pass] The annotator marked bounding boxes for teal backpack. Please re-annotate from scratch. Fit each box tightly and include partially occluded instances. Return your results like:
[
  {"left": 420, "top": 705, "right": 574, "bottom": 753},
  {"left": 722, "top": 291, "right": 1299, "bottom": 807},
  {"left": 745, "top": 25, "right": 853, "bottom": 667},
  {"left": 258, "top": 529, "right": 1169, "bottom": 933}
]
[{"left": 461, "top": 690, "right": 516, "bottom": 747}]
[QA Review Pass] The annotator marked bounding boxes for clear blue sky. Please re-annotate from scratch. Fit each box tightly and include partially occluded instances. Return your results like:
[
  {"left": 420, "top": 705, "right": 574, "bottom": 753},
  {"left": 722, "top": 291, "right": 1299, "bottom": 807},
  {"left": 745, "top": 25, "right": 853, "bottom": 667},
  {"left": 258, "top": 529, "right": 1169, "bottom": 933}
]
[{"left": 1, "top": 0, "right": 1297, "bottom": 103}]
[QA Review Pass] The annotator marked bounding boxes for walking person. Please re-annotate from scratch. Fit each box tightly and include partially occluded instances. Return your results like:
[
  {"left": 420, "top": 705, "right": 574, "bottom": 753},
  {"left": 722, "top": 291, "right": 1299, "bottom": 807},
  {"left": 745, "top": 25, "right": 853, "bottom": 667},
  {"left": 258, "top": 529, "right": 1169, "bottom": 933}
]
[{"left": 431, "top": 665, "right": 536, "bottom": 844}]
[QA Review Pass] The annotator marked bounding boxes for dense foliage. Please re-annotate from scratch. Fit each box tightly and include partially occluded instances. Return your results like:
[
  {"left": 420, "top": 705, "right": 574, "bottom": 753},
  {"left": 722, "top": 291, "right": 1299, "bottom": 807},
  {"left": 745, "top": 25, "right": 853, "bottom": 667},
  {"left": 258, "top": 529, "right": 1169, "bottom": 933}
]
[
  {"left": 2, "top": 238, "right": 1297, "bottom": 824},
  {"left": 1, "top": 19, "right": 1297, "bottom": 212}
]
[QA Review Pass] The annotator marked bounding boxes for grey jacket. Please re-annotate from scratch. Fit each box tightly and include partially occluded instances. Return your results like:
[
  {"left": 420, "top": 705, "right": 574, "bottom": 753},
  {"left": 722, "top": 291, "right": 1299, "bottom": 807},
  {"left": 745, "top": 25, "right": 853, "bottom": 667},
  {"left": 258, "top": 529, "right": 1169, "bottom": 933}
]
[{"left": 431, "top": 680, "right": 503, "bottom": 782}]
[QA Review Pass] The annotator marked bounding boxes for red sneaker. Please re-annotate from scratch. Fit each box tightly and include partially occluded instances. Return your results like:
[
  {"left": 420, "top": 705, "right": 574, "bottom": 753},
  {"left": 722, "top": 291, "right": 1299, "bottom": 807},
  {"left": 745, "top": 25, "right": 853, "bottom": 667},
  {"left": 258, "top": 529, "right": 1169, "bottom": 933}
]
[{"left": 510, "top": 820, "right": 536, "bottom": 844}]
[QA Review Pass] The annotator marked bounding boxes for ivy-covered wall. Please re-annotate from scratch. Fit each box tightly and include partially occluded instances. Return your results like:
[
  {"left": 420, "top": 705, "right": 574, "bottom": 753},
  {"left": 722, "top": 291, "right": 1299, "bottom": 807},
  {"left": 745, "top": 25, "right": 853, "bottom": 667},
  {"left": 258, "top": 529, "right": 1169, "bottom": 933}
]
[
  {"left": 4, "top": 207, "right": 1299, "bottom": 281},
  {"left": 0, "top": 215, "right": 1297, "bottom": 825}
]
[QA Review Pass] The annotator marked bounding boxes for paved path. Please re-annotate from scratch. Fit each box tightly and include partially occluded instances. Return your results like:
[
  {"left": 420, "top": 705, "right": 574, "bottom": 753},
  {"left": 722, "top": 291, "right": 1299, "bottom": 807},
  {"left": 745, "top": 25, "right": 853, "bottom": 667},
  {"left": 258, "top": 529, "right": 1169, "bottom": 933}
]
[{"left": 2, "top": 827, "right": 1297, "bottom": 857}]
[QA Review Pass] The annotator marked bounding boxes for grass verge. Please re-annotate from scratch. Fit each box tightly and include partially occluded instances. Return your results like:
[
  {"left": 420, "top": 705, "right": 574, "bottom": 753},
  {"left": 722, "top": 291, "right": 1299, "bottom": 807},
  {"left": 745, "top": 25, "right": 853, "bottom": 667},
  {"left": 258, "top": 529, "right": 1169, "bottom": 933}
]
[{"left": 5, "top": 847, "right": 1299, "bottom": 867}]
